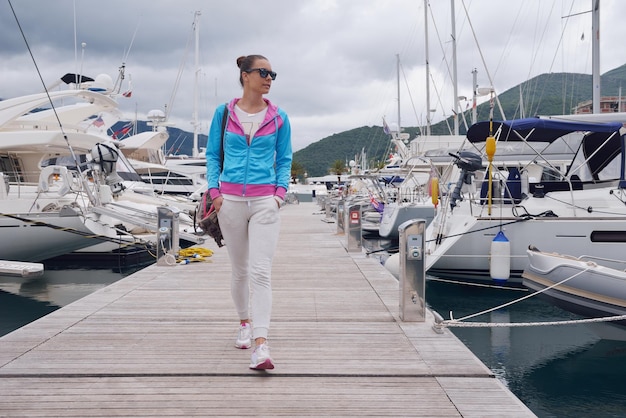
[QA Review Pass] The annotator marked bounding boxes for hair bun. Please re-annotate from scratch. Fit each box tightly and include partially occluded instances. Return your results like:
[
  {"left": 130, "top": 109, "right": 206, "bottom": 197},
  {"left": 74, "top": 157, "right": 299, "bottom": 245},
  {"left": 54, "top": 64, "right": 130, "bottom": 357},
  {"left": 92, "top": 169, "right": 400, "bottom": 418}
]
[{"left": 236, "top": 56, "right": 246, "bottom": 69}]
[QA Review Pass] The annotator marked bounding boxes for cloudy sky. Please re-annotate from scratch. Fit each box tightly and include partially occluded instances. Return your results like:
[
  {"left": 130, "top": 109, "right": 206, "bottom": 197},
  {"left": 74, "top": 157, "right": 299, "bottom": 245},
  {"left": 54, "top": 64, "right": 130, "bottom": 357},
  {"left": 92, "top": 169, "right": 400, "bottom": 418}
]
[{"left": 2, "top": 0, "right": 625, "bottom": 151}]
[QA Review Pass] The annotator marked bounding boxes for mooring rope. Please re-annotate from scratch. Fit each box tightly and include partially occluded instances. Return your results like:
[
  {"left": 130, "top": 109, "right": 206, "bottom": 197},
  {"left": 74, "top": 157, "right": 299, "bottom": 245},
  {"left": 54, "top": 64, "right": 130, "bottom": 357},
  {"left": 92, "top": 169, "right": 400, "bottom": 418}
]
[
  {"left": 441, "top": 314, "right": 626, "bottom": 328},
  {"left": 433, "top": 262, "right": 626, "bottom": 329}
]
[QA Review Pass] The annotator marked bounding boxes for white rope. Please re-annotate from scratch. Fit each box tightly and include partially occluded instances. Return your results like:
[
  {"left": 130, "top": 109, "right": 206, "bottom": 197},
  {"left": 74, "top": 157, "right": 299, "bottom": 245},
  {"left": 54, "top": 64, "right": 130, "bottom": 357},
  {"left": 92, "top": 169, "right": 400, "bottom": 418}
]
[
  {"left": 435, "top": 260, "right": 601, "bottom": 330},
  {"left": 429, "top": 276, "right": 528, "bottom": 292},
  {"left": 442, "top": 314, "right": 626, "bottom": 328}
]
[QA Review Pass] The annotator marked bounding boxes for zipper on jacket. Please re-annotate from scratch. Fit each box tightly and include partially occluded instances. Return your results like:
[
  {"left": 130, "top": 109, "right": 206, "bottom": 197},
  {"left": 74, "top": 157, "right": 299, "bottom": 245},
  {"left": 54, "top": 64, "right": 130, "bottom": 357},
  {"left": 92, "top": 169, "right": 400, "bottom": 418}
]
[{"left": 226, "top": 104, "right": 278, "bottom": 196}]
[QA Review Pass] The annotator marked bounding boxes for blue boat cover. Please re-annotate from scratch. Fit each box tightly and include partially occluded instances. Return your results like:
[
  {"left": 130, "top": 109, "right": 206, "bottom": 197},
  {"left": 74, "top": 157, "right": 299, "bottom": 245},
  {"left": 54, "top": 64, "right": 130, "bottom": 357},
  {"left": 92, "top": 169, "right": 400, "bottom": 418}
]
[{"left": 467, "top": 117, "right": 623, "bottom": 143}]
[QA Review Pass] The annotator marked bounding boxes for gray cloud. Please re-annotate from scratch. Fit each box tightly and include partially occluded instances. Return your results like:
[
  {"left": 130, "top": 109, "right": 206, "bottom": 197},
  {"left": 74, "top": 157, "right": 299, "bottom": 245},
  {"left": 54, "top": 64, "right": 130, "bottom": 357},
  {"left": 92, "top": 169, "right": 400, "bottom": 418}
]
[{"left": 2, "top": 0, "right": 625, "bottom": 151}]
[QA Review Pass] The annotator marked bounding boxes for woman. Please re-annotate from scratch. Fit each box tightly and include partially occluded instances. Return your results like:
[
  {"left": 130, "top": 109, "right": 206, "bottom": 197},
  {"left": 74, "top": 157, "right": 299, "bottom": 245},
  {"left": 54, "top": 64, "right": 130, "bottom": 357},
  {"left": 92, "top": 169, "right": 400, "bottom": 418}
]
[{"left": 205, "top": 55, "right": 292, "bottom": 370}]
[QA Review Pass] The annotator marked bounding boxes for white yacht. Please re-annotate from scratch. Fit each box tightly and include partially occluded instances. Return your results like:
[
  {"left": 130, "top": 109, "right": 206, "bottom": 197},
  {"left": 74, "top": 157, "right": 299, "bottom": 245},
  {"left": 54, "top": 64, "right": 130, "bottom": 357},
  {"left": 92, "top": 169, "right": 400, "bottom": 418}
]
[
  {"left": 424, "top": 117, "right": 626, "bottom": 284},
  {"left": 0, "top": 85, "right": 203, "bottom": 264}
]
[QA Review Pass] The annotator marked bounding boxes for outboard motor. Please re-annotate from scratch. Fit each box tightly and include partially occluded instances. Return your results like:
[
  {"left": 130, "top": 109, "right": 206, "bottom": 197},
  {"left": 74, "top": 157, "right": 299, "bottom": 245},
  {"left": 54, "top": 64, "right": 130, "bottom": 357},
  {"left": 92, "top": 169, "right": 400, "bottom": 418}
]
[
  {"left": 90, "top": 141, "right": 125, "bottom": 196},
  {"left": 449, "top": 151, "right": 483, "bottom": 210}
]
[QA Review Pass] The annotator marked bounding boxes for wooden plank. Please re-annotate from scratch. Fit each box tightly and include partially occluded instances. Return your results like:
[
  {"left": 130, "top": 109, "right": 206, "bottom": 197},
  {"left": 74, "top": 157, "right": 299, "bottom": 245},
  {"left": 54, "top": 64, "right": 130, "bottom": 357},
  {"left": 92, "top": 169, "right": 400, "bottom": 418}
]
[{"left": 0, "top": 202, "right": 536, "bottom": 417}]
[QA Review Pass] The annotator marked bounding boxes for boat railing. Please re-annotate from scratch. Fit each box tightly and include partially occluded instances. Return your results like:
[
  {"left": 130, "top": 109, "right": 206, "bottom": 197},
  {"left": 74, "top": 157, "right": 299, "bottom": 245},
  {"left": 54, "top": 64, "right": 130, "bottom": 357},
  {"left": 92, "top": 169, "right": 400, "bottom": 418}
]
[{"left": 575, "top": 254, "right": 626, "bottom": 270}]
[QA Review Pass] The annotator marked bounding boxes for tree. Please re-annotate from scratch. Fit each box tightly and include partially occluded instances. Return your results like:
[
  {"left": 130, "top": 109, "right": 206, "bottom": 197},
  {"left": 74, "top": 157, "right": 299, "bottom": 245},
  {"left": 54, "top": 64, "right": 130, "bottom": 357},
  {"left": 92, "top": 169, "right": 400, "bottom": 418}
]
[
  {"left": 329, "top": 159, "right": 346, "bottom": 184},
  {"left": 290, "top": 160, "right": 306, "bottom": 183}
]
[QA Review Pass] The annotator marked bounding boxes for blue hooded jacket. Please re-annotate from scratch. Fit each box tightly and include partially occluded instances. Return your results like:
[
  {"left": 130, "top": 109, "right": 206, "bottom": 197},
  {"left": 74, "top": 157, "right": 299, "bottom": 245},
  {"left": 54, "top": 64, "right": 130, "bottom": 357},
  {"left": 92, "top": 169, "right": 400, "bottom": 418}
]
[{"left": 206, "top": 98, "right": 292, "bottom": 200}]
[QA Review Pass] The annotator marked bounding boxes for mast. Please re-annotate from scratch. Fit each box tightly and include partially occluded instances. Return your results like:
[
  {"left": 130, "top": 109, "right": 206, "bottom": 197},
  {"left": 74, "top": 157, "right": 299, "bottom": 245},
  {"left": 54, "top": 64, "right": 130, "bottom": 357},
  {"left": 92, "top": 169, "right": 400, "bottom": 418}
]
[
  {"left": 424, "top": 0, "right": 431, "bottom": 136},
  {"left": 471, "top": 68, "right": 478, "bottom": 125},
  {"left": 519, "top": 85, "right": 525, "bottom": 118},
  {"left": 192, "top": 11, "right": 201, "bottom": 157},
  {"left": 451, "top": 0, "right": 459, "bottom": 135},
  {"left": 592, "top": 0, "right": 600, "bottom": 113},
  {"left": 396, "top": 53, "right": 401, "bottom": 131}
]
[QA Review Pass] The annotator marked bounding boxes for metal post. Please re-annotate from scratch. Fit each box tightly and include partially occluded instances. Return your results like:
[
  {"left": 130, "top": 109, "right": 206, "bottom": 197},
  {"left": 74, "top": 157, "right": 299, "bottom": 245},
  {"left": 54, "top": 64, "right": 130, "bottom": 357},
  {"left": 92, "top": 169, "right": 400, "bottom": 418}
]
[
  {"left": 346, "top": 204, "right": 362, "bottom": 252},
  {"left": 156, "top": 206, "right": 180, "bottom": 266},
  {"left": 336, "top": 199, "right": 345, "bottom": 234},
  {"left": 398, "top": 219, "right": 426, "bottom": 321}
]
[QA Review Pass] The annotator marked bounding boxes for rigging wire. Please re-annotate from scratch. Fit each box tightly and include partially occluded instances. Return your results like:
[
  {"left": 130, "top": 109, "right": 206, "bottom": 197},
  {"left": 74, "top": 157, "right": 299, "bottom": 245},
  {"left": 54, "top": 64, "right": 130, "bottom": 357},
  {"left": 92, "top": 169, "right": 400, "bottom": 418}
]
[
  {"left": 399, "top": 62, "right": 421, "bottom": 138},
  {"left": 528, "top": 1, "right": 575, "bottom": 117},
  {"left": 7, "top": 0, "right": 96, "bottom": 205},
  {"left": 458, "top": 0, "right": 506, "bottom": 120},
  {"left": 165, "top": 16, "right": 195, "bottom": 121}
]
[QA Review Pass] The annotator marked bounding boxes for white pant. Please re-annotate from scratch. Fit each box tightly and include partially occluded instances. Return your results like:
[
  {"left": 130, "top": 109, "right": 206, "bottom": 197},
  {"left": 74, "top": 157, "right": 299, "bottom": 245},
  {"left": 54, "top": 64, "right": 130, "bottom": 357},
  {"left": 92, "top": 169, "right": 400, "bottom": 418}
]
[{"left": 217, "top": 196, "right": 281, "bottom": 340}]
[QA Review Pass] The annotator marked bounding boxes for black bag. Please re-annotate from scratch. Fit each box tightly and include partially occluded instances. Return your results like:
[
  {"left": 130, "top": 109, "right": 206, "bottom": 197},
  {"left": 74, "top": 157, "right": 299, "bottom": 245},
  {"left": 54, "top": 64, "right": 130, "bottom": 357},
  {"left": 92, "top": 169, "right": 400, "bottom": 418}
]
[{"left": 196, "top": 192, "right": 224, "bottom": 247}]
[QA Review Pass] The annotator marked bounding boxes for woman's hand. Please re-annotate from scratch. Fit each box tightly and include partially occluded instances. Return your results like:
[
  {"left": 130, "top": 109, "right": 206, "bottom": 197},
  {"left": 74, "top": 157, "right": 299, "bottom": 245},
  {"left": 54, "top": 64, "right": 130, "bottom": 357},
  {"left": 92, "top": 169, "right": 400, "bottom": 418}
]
[{"left": 213, "top": 196, "right": 224, "bottom": 212}]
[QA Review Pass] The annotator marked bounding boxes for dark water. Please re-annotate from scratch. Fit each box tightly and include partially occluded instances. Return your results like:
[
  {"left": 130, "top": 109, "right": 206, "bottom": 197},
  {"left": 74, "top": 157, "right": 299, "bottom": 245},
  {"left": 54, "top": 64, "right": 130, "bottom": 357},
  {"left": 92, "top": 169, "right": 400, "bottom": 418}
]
[
  {"left": 0, "top": 267, "right": 138, "bottom": 337},
  {"left": 363, "top": 235, "right": 626, "bottom": 418}
]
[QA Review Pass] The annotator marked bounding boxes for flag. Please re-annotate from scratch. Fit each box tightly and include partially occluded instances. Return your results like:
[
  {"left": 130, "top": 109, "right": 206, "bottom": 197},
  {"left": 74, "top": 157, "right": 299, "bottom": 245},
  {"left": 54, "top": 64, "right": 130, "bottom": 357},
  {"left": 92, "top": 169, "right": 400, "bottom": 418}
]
[
  {"left": 112, "top": 124, "right": 132, "bottom": 139},
  {"left": 369, "top": 193, "right": 383, "bottom": 213},
  {"left": 92, "top": 116, "right": 104, "bottom": 127},
  {"left": 123, "top": 76, "right": 133, "bottom": 98},
  {"left": 382, "top": 117, "right": 391, "bottom": 135}
]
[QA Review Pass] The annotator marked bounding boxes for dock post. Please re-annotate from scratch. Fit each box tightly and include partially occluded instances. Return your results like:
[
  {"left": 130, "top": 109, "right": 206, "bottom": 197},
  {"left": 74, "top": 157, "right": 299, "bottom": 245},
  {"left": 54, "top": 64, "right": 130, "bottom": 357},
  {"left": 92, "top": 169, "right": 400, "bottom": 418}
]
[
  {"left": 398, "top": 219, "right": 426, "bottom": 321},
  {"left": 346, "top": 203, "right": 362, "bottom": 252},
  {"left": 156, "top": 206, "right": 180, "bottom": 266},
  {"left": 324, "top": 197, "right": 332, "bottom": 220},
  {"left": 336, "top": 199, "right": 345, "bottom": 234}
]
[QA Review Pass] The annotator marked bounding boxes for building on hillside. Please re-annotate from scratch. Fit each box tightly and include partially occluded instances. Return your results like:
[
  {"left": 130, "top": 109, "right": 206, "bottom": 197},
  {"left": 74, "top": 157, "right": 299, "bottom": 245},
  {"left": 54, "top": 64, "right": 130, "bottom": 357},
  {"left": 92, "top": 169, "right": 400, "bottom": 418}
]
[{"left": 573, "top": 96, "right": 626, "bottom": 114}]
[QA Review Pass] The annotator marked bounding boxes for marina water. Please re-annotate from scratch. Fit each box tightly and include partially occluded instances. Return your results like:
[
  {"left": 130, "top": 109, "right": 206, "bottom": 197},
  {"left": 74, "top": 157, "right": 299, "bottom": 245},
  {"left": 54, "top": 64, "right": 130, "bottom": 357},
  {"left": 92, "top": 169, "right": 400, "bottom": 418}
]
[
  {"left": 363, "top": 235, "right": 626, "bottom": 418},
  {"left": 2, "top": 253, "right": 626, "bottom": 417}
]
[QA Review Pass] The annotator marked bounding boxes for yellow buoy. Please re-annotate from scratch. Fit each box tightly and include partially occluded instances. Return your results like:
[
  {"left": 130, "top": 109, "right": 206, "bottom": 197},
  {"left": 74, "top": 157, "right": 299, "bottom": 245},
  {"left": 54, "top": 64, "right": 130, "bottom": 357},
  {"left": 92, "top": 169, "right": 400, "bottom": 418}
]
[
  {"left": 430, "top": 177, "right": 439, "bottom": 207},
  {"left": 486, "top": 135, "right": 496, "bottom": 162}
]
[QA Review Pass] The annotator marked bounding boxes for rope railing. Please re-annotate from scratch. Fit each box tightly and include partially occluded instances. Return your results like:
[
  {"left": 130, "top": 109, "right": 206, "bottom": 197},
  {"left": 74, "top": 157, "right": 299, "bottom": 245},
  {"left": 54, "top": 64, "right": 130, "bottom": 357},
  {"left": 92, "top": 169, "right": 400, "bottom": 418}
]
[{"left": 431, "top": 263, "right": 626, "bottom": 331}]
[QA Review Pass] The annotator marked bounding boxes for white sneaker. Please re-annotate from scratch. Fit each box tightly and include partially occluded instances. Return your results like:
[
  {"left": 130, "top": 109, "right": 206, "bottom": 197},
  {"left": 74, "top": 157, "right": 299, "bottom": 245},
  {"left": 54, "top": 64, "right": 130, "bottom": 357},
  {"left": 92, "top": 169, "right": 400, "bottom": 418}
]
[
  {"left": 235, "top": 323, "right": 252, "bottom": 349},
  {"left": 249, "top": 342, "right": 274, "bottom": 370}
]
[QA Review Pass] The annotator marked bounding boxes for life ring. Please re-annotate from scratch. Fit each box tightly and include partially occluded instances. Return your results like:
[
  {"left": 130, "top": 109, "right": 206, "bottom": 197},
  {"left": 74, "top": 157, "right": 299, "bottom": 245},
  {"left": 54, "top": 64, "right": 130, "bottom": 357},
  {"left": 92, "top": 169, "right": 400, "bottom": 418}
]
[{"left": 38, "top": 165, "right": 74, "bottom": 196}]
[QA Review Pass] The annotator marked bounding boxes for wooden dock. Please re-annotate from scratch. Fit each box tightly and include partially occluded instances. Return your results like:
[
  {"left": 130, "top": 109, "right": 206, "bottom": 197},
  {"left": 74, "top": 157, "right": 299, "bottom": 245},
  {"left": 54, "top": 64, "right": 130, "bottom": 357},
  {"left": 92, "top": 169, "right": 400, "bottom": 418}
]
[{"left": 0, "top": 202, "right": 536, "bottom": 417}]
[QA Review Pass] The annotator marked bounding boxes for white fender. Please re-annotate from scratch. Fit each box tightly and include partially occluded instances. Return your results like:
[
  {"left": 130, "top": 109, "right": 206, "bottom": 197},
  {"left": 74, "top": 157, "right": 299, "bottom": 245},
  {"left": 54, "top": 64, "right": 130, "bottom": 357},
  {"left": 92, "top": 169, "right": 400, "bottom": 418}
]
[
  {"left": 38, "top": 165, "right": 73, "bottom": 196},
  {"left": 490, "top": 230, "right": 511, "bottom": 282}
]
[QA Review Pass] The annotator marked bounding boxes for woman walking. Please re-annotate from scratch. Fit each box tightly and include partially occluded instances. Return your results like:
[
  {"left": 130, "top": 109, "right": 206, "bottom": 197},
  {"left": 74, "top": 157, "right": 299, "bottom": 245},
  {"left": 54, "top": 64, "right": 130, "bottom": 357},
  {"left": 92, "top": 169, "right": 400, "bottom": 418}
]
[{"left": 205, "top": 54, "right": 292, "bottom": 370}]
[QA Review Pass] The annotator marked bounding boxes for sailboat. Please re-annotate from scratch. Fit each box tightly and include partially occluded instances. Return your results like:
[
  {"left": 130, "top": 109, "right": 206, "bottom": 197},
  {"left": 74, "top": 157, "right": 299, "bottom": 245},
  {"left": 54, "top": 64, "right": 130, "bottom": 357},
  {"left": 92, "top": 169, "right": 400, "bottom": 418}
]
[
  {"left": 376, "top": 3, "right": 468, "bottom": 240},
  {"left": 164, "top": 11, "right": 209, "bottom": 191},
  {"left": 420, "top": 1, "right": 626, "bottom": 284}
]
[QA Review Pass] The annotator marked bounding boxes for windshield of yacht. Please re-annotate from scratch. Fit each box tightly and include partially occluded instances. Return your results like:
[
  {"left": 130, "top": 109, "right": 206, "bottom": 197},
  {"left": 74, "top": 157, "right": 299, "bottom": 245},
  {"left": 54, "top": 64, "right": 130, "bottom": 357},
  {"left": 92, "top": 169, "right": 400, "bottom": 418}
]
[
  {"left": 566, "top": 130, "right": 623, "bottom": 183},
  {"left": 42, "top": 152, "right": 143, "bottom": 182}
]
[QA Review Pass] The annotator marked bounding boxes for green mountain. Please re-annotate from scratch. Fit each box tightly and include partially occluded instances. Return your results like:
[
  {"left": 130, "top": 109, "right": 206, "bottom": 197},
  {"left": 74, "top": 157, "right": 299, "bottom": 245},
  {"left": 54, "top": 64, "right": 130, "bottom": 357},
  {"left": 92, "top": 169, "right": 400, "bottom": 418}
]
[{"left": 294, "top": 63, "right": 626, "bottom": 177}]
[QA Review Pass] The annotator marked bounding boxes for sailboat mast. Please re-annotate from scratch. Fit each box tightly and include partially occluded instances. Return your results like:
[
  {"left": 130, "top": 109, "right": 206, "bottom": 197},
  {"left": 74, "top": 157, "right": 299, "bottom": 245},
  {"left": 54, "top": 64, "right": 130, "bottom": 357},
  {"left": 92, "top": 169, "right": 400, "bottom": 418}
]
[
  {"left": 451, "top": 0, "right": 459, "bottom": 135},
  {"left": 424, "top": 0, "right": 431, "bottom": 136},
  {"left": 592, "top": 0, "right": 600, "bottom": 114},
  {"left": 471, "top": 68, "right": 478, "bottom": 125},
  {"left": 396, "top": 53, "right": 401, "bottom": 131},
  {"left": 192, "top": 11, "right": 201, "bottom": 157}
]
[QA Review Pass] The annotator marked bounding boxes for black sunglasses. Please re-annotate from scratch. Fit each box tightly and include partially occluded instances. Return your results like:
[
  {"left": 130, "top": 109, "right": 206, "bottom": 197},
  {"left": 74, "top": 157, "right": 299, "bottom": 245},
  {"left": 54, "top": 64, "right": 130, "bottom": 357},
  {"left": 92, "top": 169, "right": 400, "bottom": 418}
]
[{"left": 246, "top": 68, "right": 277, "bottom": 80}]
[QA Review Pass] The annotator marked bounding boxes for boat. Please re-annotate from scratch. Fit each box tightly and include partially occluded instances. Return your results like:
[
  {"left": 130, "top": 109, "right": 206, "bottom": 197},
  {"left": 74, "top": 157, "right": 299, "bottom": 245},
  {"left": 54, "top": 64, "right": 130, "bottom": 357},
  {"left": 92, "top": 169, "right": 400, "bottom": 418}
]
[
  {"left": 424, "top": 116, "right": 624, "bottom": 284},
  {"left": 522, "top": 246, "right": 626, "bottom": 339},
  {"left": 377, "top": 161, "right": 439, "bottom": 239},
  {"left": 0, "top": 84, "right": 204, "bottom": 265},
  {"left": 119, "top": 120, "right": 207, "bottom": 196}
]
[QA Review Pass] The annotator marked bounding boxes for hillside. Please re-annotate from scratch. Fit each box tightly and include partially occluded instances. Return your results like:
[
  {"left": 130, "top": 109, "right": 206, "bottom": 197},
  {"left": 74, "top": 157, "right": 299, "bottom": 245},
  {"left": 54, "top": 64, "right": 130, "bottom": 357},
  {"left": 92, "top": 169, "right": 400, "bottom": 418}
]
[
  {"left": 106, "top": 63, "right": 626, "bottom": 178},
  {"left": 294, "top": 63, "right": 626, "bottom": 177}
]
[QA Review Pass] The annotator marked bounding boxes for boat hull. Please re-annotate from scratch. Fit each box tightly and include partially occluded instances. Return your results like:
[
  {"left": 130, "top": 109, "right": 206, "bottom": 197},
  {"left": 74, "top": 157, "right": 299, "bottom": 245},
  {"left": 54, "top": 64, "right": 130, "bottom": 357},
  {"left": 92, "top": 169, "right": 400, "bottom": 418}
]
[
  {"left": 0, "top": 211, "right": 103, "bottom": 262},
  {"left": 427, "top": 216, "right": 626, "bottom": 284},
  {"left": 378, "top": 202, "right": 435, "bottom": 238},
  {"left": 522, "top": 249, "right": 626, "bottom": 326}
]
